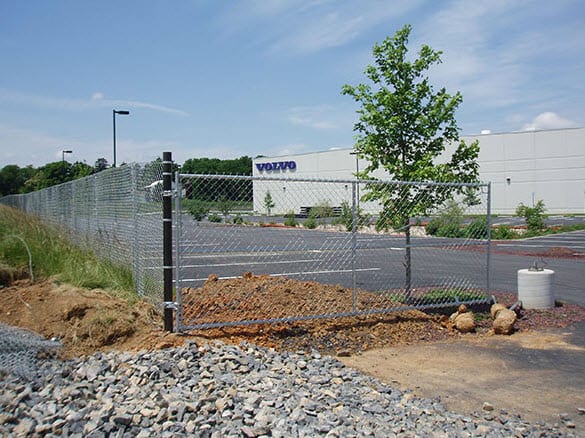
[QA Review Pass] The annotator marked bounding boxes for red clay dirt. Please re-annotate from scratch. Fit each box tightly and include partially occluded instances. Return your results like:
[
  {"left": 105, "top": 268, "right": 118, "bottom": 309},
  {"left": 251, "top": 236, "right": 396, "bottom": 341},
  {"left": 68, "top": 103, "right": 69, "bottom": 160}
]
[{"left": 1, "top": 274, "right": 584, "bottom": 358}]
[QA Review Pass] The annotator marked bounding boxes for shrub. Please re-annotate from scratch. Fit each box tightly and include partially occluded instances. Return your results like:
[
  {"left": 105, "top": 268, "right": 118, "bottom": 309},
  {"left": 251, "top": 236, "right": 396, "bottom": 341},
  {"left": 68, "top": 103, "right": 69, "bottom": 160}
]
[
  {"left": 232, "top": 214, "right": 243, "bottom": 225},
  {"left": 491, "top": 225, "right": 517, "bottom": 240},
  {"left": 208, "top": 213, "right": 222, "bottom": 223},
  {"left": 310, "top": 201, "right": 335, "bottom": 218},
  {"left": 284, "top": 211, "right": 297, "bottom": 227},
  {"left": 303, "top": 217, "right": 317, "bottom": 229},
  {"left": 516, "top": 200, "right": 546, "bottom": 232},
  {"left": 436, "top": 223, "right": 463, "bottom": 238},
  {"left": 425, "top": 199, "right": 464, "bottom": 237},
  {"left": 335, "top": 200, "right": 370, "bottom": 232},
  {"left": 187, "top": 202, "right": 209, "bottom": 221},
  {"left": 425, "top": 217, "right": 443, "bottom": 236},
  {"left": 464, "top": 217, "right": 488, "bottom": 239}
]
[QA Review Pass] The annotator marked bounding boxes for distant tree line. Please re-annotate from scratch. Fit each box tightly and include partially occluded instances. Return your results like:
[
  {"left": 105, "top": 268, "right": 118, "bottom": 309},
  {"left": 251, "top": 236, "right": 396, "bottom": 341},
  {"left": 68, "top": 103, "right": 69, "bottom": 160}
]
[
  {"left": 181, "top": 156, "right": 253, "bottom": 202},
  {"left": 0, "top": 158, "right": 110, "bottom": 197},
  {"left": 0, "top": 156, "right": 254, "bottom": 199}
]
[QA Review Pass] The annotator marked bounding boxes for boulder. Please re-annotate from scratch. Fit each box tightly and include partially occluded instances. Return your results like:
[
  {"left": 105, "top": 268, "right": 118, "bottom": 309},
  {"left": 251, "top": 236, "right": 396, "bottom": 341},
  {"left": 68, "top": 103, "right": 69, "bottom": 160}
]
[
  {"left": 453, "top": 312, "right": 476, "bottom": 333},
  {"left": 447, "top": 305, "right": 476, "bottom": 333},
  {"left": 493, "top": 308, "right": 517, "bottom": 335},
  {"left": 490, "top": 303, "right": 507, "bottom": 319}
]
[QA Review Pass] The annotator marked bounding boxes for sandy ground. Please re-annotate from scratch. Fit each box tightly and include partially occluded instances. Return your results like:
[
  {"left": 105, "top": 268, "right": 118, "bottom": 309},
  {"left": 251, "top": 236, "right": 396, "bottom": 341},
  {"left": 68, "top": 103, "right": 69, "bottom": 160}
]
[{"left": 341, "top": 327, "right": 585, "bottom": 430}]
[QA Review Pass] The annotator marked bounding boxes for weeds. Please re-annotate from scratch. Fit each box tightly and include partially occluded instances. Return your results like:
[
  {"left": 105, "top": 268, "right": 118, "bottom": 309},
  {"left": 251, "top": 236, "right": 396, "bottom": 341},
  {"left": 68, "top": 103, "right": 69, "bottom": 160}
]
[{"left": 0, "top": 205, "right": 137, "bottom": 301}]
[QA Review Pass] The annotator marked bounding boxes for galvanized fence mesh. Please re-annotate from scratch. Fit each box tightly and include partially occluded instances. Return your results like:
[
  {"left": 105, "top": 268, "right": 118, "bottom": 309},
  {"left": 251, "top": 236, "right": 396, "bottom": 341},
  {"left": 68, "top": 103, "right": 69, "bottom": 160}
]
[
  {"left": 175, "top": 174, "right": 491, "bottom": 330},
  {"left": 0, "top": 322, "right": 61, "bottom": 379},
  {"left": 0, "top": 163, "right": 164, "bottom": 299}
]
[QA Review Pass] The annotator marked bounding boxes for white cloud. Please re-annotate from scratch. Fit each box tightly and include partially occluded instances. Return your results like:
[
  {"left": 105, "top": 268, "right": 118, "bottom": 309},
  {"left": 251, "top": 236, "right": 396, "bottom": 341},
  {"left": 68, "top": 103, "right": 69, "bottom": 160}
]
[
  {"left": 286, "top": 105, "right": 339, "bottom": 130},
  {"left": 0, "top": 88, "right": 189, "bottom": 116},
  {"left": 0, "top": 123, "right": 185, "bottom": 168},
  {"left": 522, "top": 112, "right": 579, "bottom": 131},
  {"left": 0, "top": 124, "right": 97, "bottom": 167},
  {"left": 219, "top": 0, "right": 422, "bottom": 55},
  {"left": 273, "top": 143, "right": 308, "bottom": 157}
]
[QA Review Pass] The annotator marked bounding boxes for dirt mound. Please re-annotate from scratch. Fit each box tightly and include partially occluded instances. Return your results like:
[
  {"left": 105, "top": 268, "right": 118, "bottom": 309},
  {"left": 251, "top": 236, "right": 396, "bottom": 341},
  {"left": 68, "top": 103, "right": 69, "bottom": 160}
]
[
  {"left": 0, "top": 280, "right": 184, "bottom": 358},
  {"left": 1, "top": 274, "right": 585, "bottom": 359}
]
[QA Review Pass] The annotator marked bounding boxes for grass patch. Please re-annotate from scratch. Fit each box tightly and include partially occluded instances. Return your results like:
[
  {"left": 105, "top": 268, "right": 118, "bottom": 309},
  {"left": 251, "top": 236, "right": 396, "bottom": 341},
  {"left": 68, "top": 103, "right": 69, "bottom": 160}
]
[
  {"left": 387, "top": 288, "right": 487, "bottom": 306},
  {"left": 0, "top": 205, "right": 137, "bottom": 302},
  {"left": 418, "top": 288, "right": 485, "bottom": 305}
]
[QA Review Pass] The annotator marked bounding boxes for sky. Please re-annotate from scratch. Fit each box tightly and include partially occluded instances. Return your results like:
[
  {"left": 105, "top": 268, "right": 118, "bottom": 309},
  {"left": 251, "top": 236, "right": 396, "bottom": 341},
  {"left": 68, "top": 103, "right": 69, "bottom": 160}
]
[{"left": 1, "top": 0, "right": 584, "bottom": 168}]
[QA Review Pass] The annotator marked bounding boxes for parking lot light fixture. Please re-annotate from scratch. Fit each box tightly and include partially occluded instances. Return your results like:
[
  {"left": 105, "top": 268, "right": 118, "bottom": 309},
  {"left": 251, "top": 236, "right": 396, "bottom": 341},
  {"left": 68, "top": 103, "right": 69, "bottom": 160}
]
[
  {"left": 62, "top": 149, "right": 73, "bottom": 163},
  {"left": 113, "top": 110, "right": 130, "bottom": 167}
]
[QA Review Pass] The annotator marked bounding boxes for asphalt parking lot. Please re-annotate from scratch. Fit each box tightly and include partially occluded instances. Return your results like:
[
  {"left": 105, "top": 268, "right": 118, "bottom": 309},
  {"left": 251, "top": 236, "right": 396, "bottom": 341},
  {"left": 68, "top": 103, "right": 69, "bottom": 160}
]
[
  {"left": 492, "top": 229, "right": 585, "bottom": 256},
  {"left": 177, "top": 216, "right": 585, "bottom": 307}
]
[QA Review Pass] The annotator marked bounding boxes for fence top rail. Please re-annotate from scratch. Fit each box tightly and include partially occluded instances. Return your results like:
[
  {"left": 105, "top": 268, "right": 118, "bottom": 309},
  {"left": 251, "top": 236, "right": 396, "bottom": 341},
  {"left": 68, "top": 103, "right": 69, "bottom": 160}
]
[{"left": 179, "top": 173, "right": 489, "bottom": 188}]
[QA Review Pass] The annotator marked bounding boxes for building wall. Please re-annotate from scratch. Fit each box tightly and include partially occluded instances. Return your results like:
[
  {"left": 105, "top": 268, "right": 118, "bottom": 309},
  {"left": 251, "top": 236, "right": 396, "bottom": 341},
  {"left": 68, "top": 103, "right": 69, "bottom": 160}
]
[{"left": 252, "top": 127, "right": 585, "bottom": 215}]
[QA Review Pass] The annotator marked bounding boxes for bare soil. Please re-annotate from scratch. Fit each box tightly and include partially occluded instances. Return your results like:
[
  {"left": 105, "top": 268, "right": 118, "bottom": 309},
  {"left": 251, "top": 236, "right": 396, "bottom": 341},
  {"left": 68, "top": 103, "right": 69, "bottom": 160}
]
[{"left": 1, "top": 274, "right": 585, "bottom": 428}]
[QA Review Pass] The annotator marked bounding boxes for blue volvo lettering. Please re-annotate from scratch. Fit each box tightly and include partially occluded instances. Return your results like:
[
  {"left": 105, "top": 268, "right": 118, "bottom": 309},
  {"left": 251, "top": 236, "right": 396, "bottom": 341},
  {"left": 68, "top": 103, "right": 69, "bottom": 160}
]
[{"left": 255, "top": 161, "right": 297, "bottom": 172}]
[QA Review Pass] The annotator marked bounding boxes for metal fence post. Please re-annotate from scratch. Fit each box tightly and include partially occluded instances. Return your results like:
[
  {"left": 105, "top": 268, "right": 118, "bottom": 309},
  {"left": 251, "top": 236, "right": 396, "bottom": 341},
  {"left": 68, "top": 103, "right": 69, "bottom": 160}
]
[
  {"left": 162, "top": 152, "right": 174, "bottom": 332},
  {"left": 486, "top": 182, "right": 492, "bottom": 296},
  {"left": 351, "top": 180, "right": 357, "bottom": 313},
  {"left": 131, "top": 164, "right": 140, "bottom": 295},
  {"left": 174, "top": 171, "right": 183, "bottom": 332}
]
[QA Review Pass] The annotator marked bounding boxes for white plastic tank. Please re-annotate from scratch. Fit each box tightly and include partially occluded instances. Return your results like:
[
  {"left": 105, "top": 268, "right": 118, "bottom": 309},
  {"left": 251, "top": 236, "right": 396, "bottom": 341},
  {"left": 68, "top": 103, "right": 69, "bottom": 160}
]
[{"left": 517, "top": 267, "right": 555, "bottom": 309}]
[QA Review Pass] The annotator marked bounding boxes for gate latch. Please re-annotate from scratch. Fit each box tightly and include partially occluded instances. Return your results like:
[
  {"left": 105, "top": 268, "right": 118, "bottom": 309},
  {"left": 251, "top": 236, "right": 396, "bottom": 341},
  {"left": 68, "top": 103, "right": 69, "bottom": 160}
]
[{"left": 163, "top": 301, "right": 179, "bottom": 310}]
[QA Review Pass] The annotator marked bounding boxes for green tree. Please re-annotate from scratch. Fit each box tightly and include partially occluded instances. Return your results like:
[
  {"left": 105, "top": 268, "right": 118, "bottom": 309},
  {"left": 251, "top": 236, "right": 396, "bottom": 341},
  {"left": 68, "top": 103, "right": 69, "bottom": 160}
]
[
  {"left": 0, "top": 164, "right": 34, "bottom": 196},
  {"left": 264, "top": 191, "right": 275, "bottom": 216},
  {"left": 94, "top": 158, "right": 109, "bottom": 173},
  {"left": 24, "top": 161, "right": 71, "bottom": 192},
  {"left": 70, "top": 161, "right": 93, "bottom": 179},
  {"left": 181, "top": 156, "right": 252, "bottom": 202},
  {"left": 516, "top": 200, "right": 546, "bottom": 232},
  {"left": 341, "top": 25, "right": 479, "bottom": 294}
]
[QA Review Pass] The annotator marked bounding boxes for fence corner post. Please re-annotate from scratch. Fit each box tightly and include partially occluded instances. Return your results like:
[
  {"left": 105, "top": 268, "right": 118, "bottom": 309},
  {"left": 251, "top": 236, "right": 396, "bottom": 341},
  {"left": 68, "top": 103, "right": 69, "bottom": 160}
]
[{"left": 162, "top": 151, "right": 174, "bottom": 332}]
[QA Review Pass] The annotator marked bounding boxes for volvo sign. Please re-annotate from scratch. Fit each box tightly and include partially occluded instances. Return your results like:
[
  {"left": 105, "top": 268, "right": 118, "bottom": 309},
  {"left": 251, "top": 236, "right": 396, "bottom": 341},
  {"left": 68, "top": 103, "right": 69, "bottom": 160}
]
[{"left": 255, "top": 161, "right": 297, "bottom": 172}]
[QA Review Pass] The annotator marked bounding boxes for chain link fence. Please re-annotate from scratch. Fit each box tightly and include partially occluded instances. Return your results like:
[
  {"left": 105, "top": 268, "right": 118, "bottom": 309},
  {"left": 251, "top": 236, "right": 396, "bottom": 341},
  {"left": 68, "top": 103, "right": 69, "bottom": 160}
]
[
  {"left": 0, "top": 163, "right": 164, "bottom": 299},
  {"left": 0, "top": 160, "right": 492, "bottom": 333},
  {"left": 0, "top": 323, "right": 61, "bottom": 379},
  {"left": 175, "top": 174, "right": 491, "bottom": 330}
]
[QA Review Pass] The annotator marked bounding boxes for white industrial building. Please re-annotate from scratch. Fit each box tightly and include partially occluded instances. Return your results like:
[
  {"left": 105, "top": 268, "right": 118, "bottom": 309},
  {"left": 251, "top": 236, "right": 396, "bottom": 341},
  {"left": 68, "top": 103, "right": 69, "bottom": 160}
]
[{"left": 252, "top": 127, "right": 585, "bottom": 215}]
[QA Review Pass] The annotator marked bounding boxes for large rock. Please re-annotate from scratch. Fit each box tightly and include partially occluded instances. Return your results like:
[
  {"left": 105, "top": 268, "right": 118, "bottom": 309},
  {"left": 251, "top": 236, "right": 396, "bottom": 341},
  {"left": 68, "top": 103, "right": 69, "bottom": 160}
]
[
  {"left": 490, "top": 303, "right": 507, "bottom": 319},
  {"left": 453, "top": 312, "right": 475, "bottom": 333},
  {"left": 493, "top": 308, "right": 517, "bottom": 335},
  {"left": 448, "top": 305, "right": 475, "bottom": 333}
]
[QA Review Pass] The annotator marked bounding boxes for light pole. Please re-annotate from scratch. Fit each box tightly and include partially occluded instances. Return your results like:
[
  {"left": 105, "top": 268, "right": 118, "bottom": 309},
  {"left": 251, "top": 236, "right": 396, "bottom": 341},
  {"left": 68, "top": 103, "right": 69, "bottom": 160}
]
[
  {"left": 113, "top": 109, "right": 130, "bottom": 167},
  {"left": 62, "top": 149, "right": 73, "bottom": 163},
  {"left": 349, "top": 151, "right": 360, "bottom": 206}
]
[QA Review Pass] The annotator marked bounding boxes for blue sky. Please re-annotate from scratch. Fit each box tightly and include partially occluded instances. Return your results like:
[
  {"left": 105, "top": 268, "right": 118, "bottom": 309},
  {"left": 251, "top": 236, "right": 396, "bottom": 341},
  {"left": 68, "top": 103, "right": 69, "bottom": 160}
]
[{"left": 1, "top": 0, "right": 584, "bottom": 168}]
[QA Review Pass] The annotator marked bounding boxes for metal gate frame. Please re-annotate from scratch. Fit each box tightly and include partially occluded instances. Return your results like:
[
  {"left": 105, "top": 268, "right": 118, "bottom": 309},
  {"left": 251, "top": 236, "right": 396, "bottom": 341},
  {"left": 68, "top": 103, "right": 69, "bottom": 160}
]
[{"left": 169, "top": 172, "right": 492, "bottom": 332}]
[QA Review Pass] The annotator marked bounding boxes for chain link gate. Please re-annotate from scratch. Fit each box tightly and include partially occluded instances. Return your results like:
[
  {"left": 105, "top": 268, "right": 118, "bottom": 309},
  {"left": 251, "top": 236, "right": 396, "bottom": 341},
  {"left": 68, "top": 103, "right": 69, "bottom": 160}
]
[{"left": 173, "top": 173, "right": 491, "bottom": 331}]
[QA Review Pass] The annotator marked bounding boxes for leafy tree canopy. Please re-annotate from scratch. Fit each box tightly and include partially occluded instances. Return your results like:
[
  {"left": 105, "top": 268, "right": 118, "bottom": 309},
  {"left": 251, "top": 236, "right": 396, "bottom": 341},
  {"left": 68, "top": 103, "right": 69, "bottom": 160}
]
[
  {"left": 341, "top": 24, "right": 480, "bottom": 226},
  {"left": 94, "top": 157, "right": 109, "bottom": 173},
  {"left": 181, "top": 156, "right": 252, "bottom": 175},
  {"left": 1, "top": 161, "right": 94, "bottom": 196},
  {"left": 0, "top": 164, "right": 35, "bottom": 197}
]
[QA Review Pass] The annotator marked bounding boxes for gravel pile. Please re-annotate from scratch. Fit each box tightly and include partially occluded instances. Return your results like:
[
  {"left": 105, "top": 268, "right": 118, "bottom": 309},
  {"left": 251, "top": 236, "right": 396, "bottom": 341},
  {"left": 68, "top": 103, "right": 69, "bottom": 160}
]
[{"left": 0, "top": 341, "right": 578, "bottom": 437}]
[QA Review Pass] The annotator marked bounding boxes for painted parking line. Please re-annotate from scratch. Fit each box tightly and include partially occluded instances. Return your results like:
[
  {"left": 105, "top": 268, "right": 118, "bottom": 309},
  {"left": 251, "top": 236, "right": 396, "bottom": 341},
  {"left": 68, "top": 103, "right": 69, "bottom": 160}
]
[
  {"left": 178, "top": 258, "right": 320, "bottom": 269},
  {"left": 496, "top": 244, "right": 585, "bottom": 249},
  {"left": 179, "top": 267, "right": 381, "bottom": 283}
]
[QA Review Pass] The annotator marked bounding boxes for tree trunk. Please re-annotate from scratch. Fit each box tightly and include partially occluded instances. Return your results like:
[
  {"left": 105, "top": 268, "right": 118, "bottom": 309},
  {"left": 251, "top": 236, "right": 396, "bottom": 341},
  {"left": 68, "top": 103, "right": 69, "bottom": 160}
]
[{"left": 404, "top": 218, "right": 412, "bottom": 301}]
